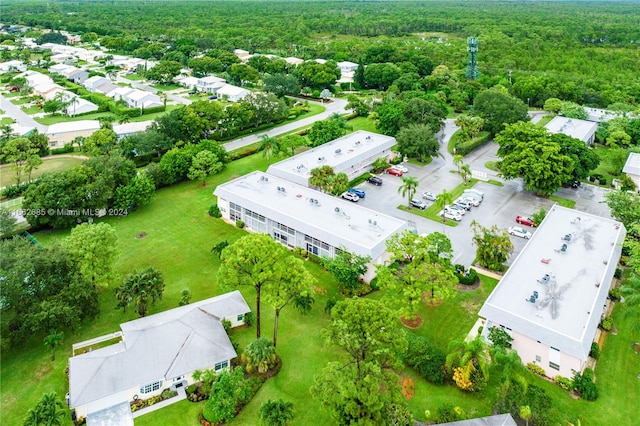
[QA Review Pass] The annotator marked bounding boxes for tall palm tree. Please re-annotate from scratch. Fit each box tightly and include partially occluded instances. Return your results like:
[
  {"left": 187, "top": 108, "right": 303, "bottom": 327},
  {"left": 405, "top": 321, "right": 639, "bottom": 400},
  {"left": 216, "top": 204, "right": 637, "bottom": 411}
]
[
  {"left": 24, "top": 393, "right": 65, "bottom": 426},
  {"left": 259, "top": 134, "right": 282, "bottom": 167},
  {"left": 435, "top": 189, "right": 453, "bottom": 222},
  {"left": 460, "top": 164, "right": 472, "bottom": 185},
  {"left": 43, "top": 329, "right": 64, "bottom": 361},
  {"left": 260, "top": 399, "right": 295, "bottom": 426},
  {"left": 446, "top": 336, "right": 490, "bottom": 392},
  {"left": 398, "top": 176, "right": 419, "bottom": 208},
  {"left": 453, "top": 154, "right": 464, "bottom": 173}
]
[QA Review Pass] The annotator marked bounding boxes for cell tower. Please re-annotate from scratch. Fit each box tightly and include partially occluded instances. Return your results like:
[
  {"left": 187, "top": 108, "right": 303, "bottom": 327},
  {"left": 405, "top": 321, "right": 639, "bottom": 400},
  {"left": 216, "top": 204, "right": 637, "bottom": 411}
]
[{"left": 466, "top": 37, "right": 479, "bottom": 80}]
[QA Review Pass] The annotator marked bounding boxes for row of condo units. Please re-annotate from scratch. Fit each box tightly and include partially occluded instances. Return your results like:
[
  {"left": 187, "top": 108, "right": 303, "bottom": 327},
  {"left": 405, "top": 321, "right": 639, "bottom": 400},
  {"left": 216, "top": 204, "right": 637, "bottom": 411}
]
[
  {"left": 172, "top": 74, "right": 250, "bottom": 102},
  {"left": 233, "top": 48, "right": 359, "bottom": 83}
]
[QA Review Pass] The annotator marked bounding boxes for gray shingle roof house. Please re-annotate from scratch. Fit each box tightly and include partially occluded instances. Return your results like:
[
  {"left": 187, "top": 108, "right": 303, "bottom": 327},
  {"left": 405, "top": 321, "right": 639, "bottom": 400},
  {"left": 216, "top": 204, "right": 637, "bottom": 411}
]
[
  {"left": 68, "top": 291, "right": 250, "bottom": 421},
  {"left": 478, "top": 206, "right": 625, "bottom": 378}
]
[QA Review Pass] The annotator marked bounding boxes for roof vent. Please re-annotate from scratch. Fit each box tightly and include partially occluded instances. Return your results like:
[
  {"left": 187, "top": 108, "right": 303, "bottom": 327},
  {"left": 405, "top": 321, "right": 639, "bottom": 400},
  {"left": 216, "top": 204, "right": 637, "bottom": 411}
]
[
  {"left": 334, "top": 207, "right": 340, "bottom": 213},
  {"left": 355, "top": 141, "right": 361, "bottom": 146},
  {"left": 335, "top": 149, "right": 342, "bottom": 154},
  {"left": 318, "top": 156, "right": 325, "bottom": 162},
  {"left": 277, "top": 186, "right": 286, "bottom": 193},
  {"left": 554, "top": 243, "right": 568, "bottom": 253},
  {"left": 365, "top": 135, "right": 372, "bottom": 141},
  {"left": 296, "top": 164, "right": 306, "bottom": 170},
  {"left": 571, "top": 216, "right": 581, "bottom": 224},
  {"left": 260, "top": 176, "right": 269, "bottom": 182},
  {"left": 537, "top": 274, "right": 550, "bottom": 285},
  {"left": 562, "top": 233, "right": 572, "bottom": 241}
]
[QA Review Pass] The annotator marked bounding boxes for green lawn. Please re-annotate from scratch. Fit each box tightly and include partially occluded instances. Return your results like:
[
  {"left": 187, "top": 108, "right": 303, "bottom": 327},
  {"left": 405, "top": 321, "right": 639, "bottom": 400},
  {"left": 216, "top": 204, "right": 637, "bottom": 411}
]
[
  {"left": 535, "top": 114, "right": 556, "bottom": 127},
  {"left": 150, "top": 83, "right": 181, "bottom": 91},
  {"left": 548, "top": 195, "right": 577, "bottom": 208},
  {"left": 10, "top": 97, "right": 31, "bottom": 105},
  {"left": 2, "top": 148, "right": 638, "bottom": 425},
  {"left": 22, "top": 105, "right": 41, "bottom": 115},
  {"left": 348, "top": 116, "right": 379, "bottom": 133},
  {"left": 0, "top": 117, "right": 14, "bottom": 125},
  {"left": 122, "top": 74, "right": 144, "bottom": 81},
  {"left": 0, "top": 156, "right": 87, "bottom": 188},
  {"left": 34, "top": 105, "right": 179, "bottom": 125}
]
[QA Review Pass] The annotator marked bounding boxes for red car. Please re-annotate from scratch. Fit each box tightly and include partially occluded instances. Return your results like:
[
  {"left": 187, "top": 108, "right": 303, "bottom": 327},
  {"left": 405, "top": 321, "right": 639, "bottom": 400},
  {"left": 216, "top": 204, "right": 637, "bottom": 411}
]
[
  {"left": 515, "top": 216, "right": 537, "bottom": 227},
  {"left": 9, "top": 86, "right": 19, "bottom": 92},
  {"left": 385, "top": 167, "right": 403, "bottom": 176}
]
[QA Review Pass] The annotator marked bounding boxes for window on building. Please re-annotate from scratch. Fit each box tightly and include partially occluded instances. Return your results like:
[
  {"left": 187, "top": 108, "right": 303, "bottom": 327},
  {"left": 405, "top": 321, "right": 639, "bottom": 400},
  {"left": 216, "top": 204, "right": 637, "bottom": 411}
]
[
  {"left": 214, "top": 360, "right": 229, "bottom": 371},
  {"left": 229, "top": 202, "right": 242, "bottom": 222},
  {"left": 535, "top": 355, "right": 541, "bottom": 363},
  {"left": 244, "top": 209, "right": 266, "bottom": 233},
  {"left": 237, "top": 314, "right": 244, "bottom": 322},
  {"left": 549, "top": 346, "right": 560, "bottom": 371},
  {"left": 140, "top": 380, "right": 163, "bottom": 394},
  {"left": 304, "top": 235, "right": 331, "bottom": 257}
]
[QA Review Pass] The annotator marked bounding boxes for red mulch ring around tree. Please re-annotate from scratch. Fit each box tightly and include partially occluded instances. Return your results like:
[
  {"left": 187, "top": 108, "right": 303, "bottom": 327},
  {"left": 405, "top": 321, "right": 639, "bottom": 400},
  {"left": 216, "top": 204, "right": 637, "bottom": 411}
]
[
  {"left": 135, "top": 232, "right": 147, "bottom": 239},
  {"left": 401, "top": 377, "right": 415, "bottom": 399},
  {"left": 400, "top": 314, "right": 423, "bottom": 329},
  {"left": 457, "top": 280, "right": 481, "bottom": 291}
]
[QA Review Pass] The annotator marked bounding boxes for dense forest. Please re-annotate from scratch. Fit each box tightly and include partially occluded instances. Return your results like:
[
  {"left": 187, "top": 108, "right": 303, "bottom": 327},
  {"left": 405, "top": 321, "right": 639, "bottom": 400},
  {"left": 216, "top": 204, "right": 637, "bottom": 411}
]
[{"left": 2, "top": 0, "right": 640, "bottom": 107}]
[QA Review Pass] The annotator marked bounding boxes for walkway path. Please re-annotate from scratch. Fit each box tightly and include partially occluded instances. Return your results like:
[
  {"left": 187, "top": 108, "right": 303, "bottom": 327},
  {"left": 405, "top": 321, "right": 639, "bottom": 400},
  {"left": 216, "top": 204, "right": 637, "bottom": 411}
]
[
  {"left": 222, "top": 97, "right": 350, "bottom": 152},
  {"left": 0, "top": 93, "right": 47, "bottom": 133},
  {"left": 131, "top": 387, "right": 187, "bottom": 418}
]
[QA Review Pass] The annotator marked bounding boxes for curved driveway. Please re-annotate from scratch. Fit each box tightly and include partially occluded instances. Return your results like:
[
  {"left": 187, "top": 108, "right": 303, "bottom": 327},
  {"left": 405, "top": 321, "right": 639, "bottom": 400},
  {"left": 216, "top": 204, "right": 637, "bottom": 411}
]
[{"left": 0, "top": 93, "right": 48, "bottom": 133}]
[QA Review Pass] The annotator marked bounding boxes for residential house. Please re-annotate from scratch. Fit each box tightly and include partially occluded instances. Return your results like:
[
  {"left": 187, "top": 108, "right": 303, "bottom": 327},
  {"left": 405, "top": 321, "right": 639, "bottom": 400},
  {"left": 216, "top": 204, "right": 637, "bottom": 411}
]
[
  {"left": 117, "top": 88, "right": 163, "bottom": 109},
  {"left": 83, "top": 75, "right": 111, "bottom": 92},
  {"left": 478, "top": 205, "right": 625, "bottom": 378},
  {"left": 337, "top": 61, "right": 359, "bottom": 73},
  {"left": 32, "top": 81, "right": 63, "bottom": 98},
  {"left": 216, "top": 84, "right": 249, "bottom": 102},
  {"left": 234, "top": 49, "right": 250, "bottom": 60},
  {"left": 284, "top": 57, "right": 304, "bottom": 66},
  {"left": 545, "top": 116, "right": 598, "bottom": 145},
  {"left": 46, "top": 120, "right": 101, "bottom": 148},
  {"left": 174, "top": 75, "right": 199, "bottom": 89},
  {"left": 214, "top": 170, "right": 407, "bottom": 263},
  {"left": 20, "top": 70, "right": 53, "bottom": 88},
  {"left": 113, "top": 121, "right": 154, "bottom": 140},
  {"left": 50, "top": 53, "right": 78, "bottom": 65},
  {"left": 48, "top": 63, "right": 77, "bottom": 76},
  {"left": 266, "top": 130, "right": 396, "bottom": 187},
  {"left": 0, "top": 60, "right": 27, "bottom": 73},
  {"left": 622, "top": 152, "right": 640, "bottom": 190},
  {"left": 68, "top": 291, "right": 250, "bottom": 423},
  {"left": 67, "top": 69, "right": 90, "bottom": 85},
  {"left": 196, "top": 75, "right": 226, "bottom": 94},
  {"left": 94, "top": 81, "right": 120, "bottom": 96}
]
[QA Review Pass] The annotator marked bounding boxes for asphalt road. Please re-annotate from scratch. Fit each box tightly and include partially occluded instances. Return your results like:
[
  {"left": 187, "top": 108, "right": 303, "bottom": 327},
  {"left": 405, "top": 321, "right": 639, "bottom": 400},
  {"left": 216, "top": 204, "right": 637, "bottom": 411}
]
[{"left": 0, "top": 93, "right": 48, "bottom": 133}]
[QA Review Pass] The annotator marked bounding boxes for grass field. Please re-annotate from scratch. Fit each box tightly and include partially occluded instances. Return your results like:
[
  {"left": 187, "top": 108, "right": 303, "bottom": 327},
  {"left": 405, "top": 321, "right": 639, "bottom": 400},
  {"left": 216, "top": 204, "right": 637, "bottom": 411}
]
[
  {"left": 0, "top": 156, "right": 87, "bottom": 188},
  {"left": 2, "top": 147, "right": 639, "bottom": 425},
  {"left": 34, "top": 105, "right": 179, "bottom": 125},
  {"left": 0, "top": 116, "right": 14, "bottom": 125}
]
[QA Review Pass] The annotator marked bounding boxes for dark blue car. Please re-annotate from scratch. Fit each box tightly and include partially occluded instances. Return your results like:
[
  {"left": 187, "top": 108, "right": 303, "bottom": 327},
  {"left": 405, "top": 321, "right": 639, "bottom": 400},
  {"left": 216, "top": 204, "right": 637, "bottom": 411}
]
[{"left": 348, "top": 187, "right": 366, "bottom": 198}]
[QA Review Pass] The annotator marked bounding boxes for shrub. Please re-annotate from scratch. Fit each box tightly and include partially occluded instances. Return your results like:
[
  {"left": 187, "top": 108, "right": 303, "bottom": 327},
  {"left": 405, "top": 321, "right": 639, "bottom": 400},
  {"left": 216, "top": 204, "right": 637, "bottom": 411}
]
[
  {"left": 307, "top": 253, "right": 323, "bottom": 265},
  {"left": 235, "top": 220, "right": 245, "bottom": 228},
  {"left": 609, "top": 287, "right": 622, "bottom": 301},
  {"left": 589, "top": 342, "right": 600, "bottom": 359},
  {"left": 221, "top": 319, "right": 232, "bottom": 332},
  {"left": 454, "top": 265, "right": 478, "bottom": 285},
  {"left": 50, "top": 144, "right": 75, "bottom": 154},
  {"left": 243, "top": 311, "right": 254, "bottom": 327},
  {"left": 614, "top": 268, "right": 622, "bottom": 279},
  {"left": 161, "top": 389, "right": 178, "bottom": 400},
  {"left": 1, "top": 181, "right": 35, "bottom": 199},
  {"left": 554, "top": 375, "right": 574, "bottom": 391},
  {"left": 455, "top": 131, "right": 491, "bottom": 156},
  {"left": 526, "top": 362, "right": 546, "bottom": 376},
  {"left": 573, "top": 368, "right": 598, "bottom": 401},
  {"left": 598, "top": 177, "right": 607, "bottom": 186},
  {"left": 600, "top": 316, "right": 613, "bottom": 331},
  {"left": 403, "top": 332, "right": 447, "bottom": 384},
  {"left": 435, "top": 404, "right": 466, "bottom": 423},
  {"left": 208, "top": 204, "right": 221, "bottom": 218},
  {"left": 488, "top": 326, "right": 513, "bottom": 348}
]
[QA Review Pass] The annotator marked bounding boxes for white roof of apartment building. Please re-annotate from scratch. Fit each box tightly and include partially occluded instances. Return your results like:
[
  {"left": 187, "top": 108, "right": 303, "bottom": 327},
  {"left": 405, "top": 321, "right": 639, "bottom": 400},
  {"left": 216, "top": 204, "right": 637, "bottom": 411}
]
[
  {"left": 266, "top": 130, "right": 396, "bottom": 186},
  {"left": 545, "top": 116, "right": 598, "bottom": 143},
  {"left": 478, "top": 205, "right": 625, "bottom": 360},
  {"left": 622, "top": 152, "right": 640, "bottom": 176},
  {"left": 47, "top": 120, "right": 101, "bottom": 135},
  {"left": 216, "top": 84, "right": 248, "bottom": 97},
  {"left": 68, "top": 291, "right": 249, "bottom": 409},
  {"left": 214, "top": 171, "right": 407, "bottom": 260}
]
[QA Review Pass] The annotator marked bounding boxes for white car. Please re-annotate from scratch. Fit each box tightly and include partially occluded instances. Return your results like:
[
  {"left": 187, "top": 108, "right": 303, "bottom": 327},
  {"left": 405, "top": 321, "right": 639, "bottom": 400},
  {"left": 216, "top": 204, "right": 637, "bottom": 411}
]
[
  {"left": 445, "top": 205, "right": 466, "bottom": 215},
  {"left": 341, "top": 191, "right": 360, "bottom": 202},
  {"left": 508, "top": 226, "right": 532, "bottom": 239},
  {"left": 460, "top": 196, "right": 480, "bottom": 207},
  {"left": 440, "top": 210, "right": 462, "bottom": 221},
  {"left": 392, "top": 164, "right": 409, "bottom": 173},
  {"left": 422, "top": 191, "right": 436, "bottom": 201}
]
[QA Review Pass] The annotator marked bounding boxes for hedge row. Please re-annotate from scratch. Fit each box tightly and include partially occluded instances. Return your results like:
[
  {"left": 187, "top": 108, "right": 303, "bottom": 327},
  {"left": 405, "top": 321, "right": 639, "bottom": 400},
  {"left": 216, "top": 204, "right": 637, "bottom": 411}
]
[{"left": 455, "top": 131, "right": 492, "bottom": 156}]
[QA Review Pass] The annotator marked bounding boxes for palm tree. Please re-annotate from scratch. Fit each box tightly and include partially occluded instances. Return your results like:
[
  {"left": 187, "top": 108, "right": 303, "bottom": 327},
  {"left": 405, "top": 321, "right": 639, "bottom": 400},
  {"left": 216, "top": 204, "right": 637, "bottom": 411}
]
[
  {"left": 398, "top": 176, "right": 419, "bottom": 208},
  {"left": 519, "top": 405, "right": 532, "bottom": 426},
  {"left": 260, "top": 399, "right": 295, "bottom": 426},
  {"left": 259, "top": 134, "right": 282, "bottom": 167},
  {"left": 446, "top": 336, "right": 490, "bottom": 392},
  {"left": 435, "top": 189, "right": 453, "bottom": 222},
  {"left": 43, "top": 329, "right": 64, "bottom": 361},
  {"left": 453, "top": 154, "right": 464, "bottom": 173},
  {"left": 242, "top": 337, "right": 276, "bottom": 373},
  {"left": 460, "top": 164, "right": 472, "bottom": 185},
  {"left": 23, "top": 393, "right": 65, "bottom": 426},
  {"left": 115, "top": 266, "right": 165, "bottom": 317}
]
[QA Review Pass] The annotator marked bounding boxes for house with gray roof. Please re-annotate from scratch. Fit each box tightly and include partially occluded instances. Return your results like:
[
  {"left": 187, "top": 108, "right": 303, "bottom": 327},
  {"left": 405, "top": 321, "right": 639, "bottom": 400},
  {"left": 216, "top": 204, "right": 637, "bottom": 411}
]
[
  {"left": 478, "top": 205, "right": 624, "bottom": 378},
  {"left": 266, "top": 130, "right": 396, "bottom": 187},
  {"left": 545, "top": 116, "right": 598, "bottom": 145},
  {"left": 622, "top": 152, "right": 640, "bottom": 190},
  {"left": 68, "top": 291, "right": 250, "bottom": 423}
]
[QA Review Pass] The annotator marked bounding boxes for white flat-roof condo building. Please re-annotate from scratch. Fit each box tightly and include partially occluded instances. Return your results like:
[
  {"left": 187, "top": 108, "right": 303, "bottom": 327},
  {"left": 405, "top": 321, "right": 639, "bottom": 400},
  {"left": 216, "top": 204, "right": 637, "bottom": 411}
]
[
  {"left": 478, "top": 206, "right": 625, "bottom": 378},
  {"left": 266, "top": 130, "right": 396, "bottom": 187},
  {"left": 214, "top": 171, "right": 407, "bottom": 261}
]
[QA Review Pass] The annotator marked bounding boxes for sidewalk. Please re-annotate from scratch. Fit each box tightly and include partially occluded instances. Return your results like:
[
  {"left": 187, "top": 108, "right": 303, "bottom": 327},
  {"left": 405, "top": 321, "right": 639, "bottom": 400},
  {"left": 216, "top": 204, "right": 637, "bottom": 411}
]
[{"left": 132, "top": 387, "right": 187, "bottom": 418}]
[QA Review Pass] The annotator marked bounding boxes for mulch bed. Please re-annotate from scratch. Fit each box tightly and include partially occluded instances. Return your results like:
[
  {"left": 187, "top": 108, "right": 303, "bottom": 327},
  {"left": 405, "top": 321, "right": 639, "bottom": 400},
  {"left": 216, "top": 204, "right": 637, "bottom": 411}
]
[
  {"left": 401, "top": 377, "right": 415, "bottom": 399},
  {"left": 457, "top": 280, "right": 481, "bottom": 291},
  {"left": 400, "top": 315, "right": 424, "bottom": 329}
]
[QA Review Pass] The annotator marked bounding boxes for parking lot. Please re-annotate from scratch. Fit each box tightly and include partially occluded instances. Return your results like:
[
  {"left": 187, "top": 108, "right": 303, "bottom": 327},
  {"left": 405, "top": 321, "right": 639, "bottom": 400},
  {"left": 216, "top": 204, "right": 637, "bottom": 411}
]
[{"left": 350, "top": 143, "right": 613, "bottom": 268}]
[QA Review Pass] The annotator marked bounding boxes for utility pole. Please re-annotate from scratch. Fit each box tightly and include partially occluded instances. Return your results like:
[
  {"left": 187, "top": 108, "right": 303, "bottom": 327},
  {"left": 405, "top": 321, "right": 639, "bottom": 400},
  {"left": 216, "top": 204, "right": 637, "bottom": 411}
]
[{"left": 466, "top": 37, "right": 479, "bottom": 80}]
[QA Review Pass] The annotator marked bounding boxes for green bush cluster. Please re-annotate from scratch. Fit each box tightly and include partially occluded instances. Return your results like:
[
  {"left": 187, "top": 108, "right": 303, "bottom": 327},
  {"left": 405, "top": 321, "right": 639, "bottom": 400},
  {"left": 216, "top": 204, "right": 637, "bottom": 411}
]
[
  {"left": 50, "top": 144, "right": 75, "bottom": 155},
  {"left": 554, "top": 375, "right": 574, "bottom": 391},
  {"left": 609, "top": 287, "right": 622, "bottom": 301},
  {"left": 572, "top": 368, "right": 598, "bottom": 401},
  {"left": 614, "top": 268, "right": 622, "bottom": 279},
  {"left": 235, "top": 220, "right": 245, "bottom": 228},
  {"left": 228, "top": 145, "right": 259, "bottom": 161},
  {"left": 600, "top": 316, "right": 613, "bottom": 331},
  {"left": 291, "top": 246, "right": 308, "bottom": 258},
  {"left": 243, "top": 311, "right": 255, "bottom": 327},
  {"left": 453, "top": 265, "right": 478, "bottom": 285},
  {"left": 454, "top": 131, "right": 491, "bottom": 156},
  {"left": 208, "top": 204, "right": 221, "bottom": 218},
  {"left": 403, "top": 331, "right": 447, "bottom": 384},
  {"left": 526, "top": 362, "right": 546, "bottom": 376},
  {"left": 1, "top": 180, "right": 36, "bottom": 198},
  {"left": 589, "top": 342, "right": 600, "bottom": 359}
]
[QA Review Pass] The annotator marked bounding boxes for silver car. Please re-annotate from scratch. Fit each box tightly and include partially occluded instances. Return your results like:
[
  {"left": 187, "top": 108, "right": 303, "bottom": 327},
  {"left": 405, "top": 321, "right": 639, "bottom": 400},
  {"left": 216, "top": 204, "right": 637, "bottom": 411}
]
[
  {"left": 422, "top": 191, "right": 436, "bottom": 201},
  {"left": 508, "top": 226, "right": 532, "bottom": 239}
]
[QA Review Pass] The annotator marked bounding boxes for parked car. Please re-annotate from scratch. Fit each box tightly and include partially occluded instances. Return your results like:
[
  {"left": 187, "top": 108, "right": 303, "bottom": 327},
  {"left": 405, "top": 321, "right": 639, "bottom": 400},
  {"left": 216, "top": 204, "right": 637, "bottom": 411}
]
[
  {"left": 515, "top": 215, "right": 536, "bottom": 227},
  {"left": 366, "top": 176, "right": 383, "bottom": 186},
  {"left": 508, "top": 226, "right": 532, "bottom": 239},
  {"left": 188, "top": 89, "right": 198, "bottom": 94},
  {"left": 440, "top": 210, "right": 462, "bottom": 221},
  {"left": 348, "top": 187, "right": 366, "bottom": 198},
  {"left": 9, "top": 86, "right": 19, "bottom": 92},
  {"left": 445, "top": 205, "right": 466, "bottom": 215},
  {"left": 562, "top": 180, "right": 581, "bottom": 189},
  {"left": 422, "top": 191, "right": 436, "bottom": 201},
  {"left": 385, "top": 167, "right": 403, "bottom": 176},
  {"left": 460, "top": 196, "right": 480, "bottom": 207},
  {"left": 341, "top": 191, "right": 360, "bottom": 202},
  {"left": 392, "top": 164, "right": 409, "bottom": 173},
  {"left": 410, "top": 199, "right": 427, "bottom": 210},
  {"left": 209, "top": 95, "right": 217, "bottom": 100},
  {"left": 463, "top": 189, "right": 484, "bottom": 201},
  {"left": 453, "top": 199, "right": 473, "bottom": 210}
]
